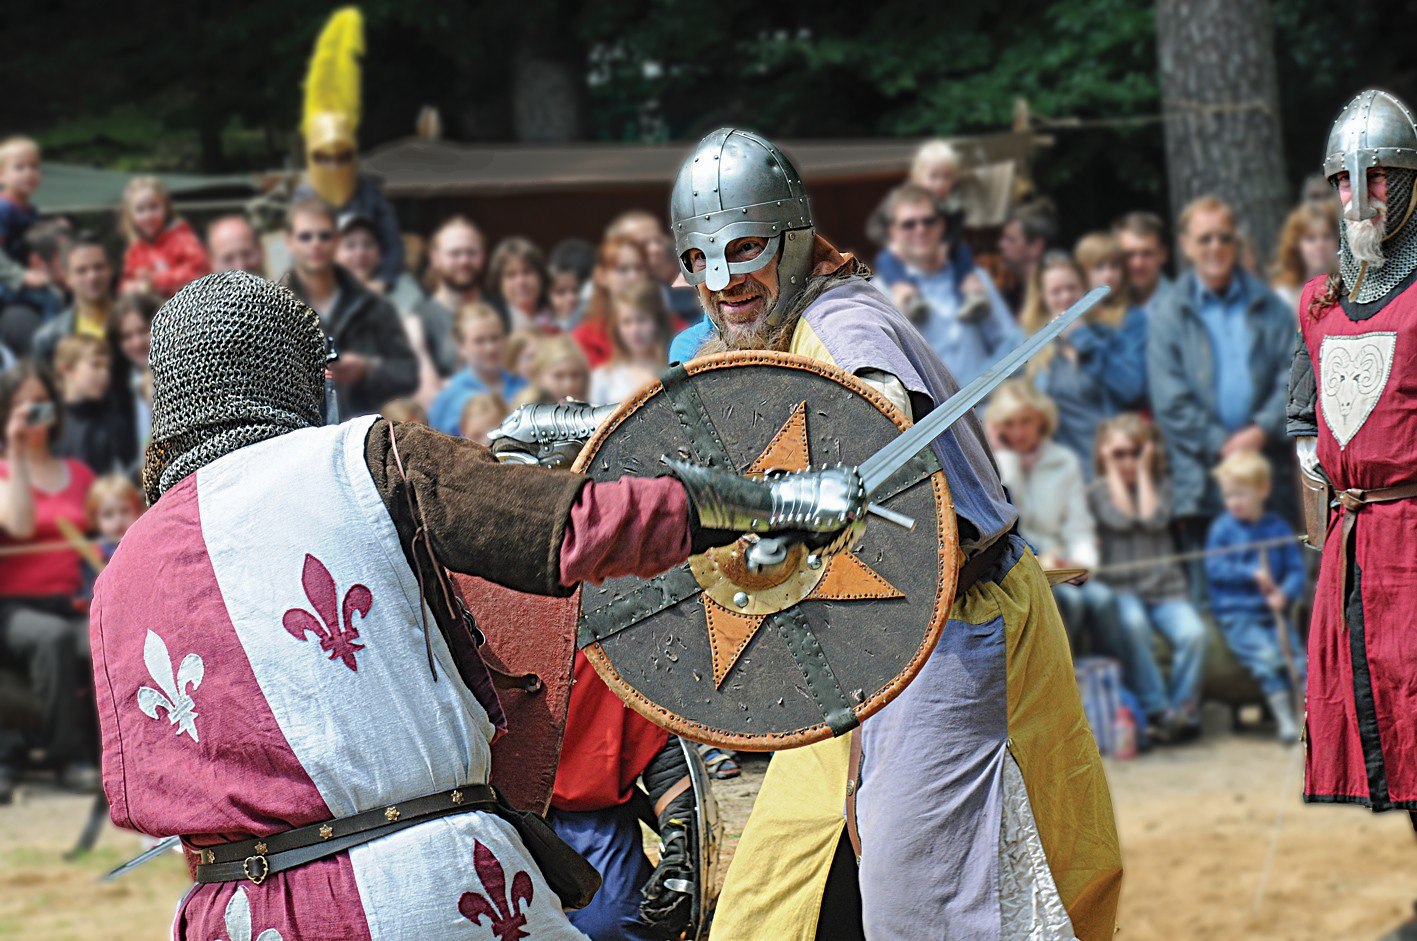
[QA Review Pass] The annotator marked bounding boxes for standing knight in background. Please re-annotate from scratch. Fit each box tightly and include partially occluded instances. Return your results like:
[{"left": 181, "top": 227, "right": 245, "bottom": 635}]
[
  {"left": 1289, "top": 89, "right": 1417, "bottom": 822},
  {"left": 665, "top": 129, "right": 1120, "bottom": 941},
  {"left": 291, "top": 8, "right": 405, "bottom": 292}
]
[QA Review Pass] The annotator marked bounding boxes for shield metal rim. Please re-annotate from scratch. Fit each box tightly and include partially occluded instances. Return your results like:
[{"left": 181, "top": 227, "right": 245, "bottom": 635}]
[{"left": 573, "top": 350, "right": 958, "bottom": 751}]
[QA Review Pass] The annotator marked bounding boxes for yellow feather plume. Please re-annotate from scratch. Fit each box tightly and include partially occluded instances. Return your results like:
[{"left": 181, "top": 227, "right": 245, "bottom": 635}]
[{"left": 301, "top": 7, "right": 364, "bottom": 137}]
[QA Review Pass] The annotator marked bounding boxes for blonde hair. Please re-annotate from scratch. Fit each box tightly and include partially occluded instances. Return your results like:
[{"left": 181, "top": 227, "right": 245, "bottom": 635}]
[
  {"left": 1093, "top": 412, "right": 1166, "bottom": 478},
  {"left": 609, "top": 281, "right": 671, "bottom": 363},
  {"left": 1072, "top": 232, "right": 1129, "bottom": 325},
  {"left": 504, "top": 327, "right": 542, "bottom": 374},
  {"left": 120, "top": 176, "right": 174, "bottom": 244},
  {"left": 380, "top": 397, "right": 427, "bottom": 425},
  {"left": 452, "top": 301, "right": 505, "bottom": 343},
  {"left": 512, "top": 335, "right": 590, "bottom": 407},
  {"left": 1270, "top": 201, "right": 1339, "bottom": 288},
  {"left": 54, "top": 334, "right": 109, "bottom": 372},
  {"left": 1212, "top": 450, "right": 1271, "bottom": 490},
  {"left": 1019, "top": 252, "right": 1088, "bottom": 376},
  {"left": 983, "top": 379, "right": 1058, "bottom": 439},
  {"left": 1177, "top": 195, "right": 1235, "bottom": 237},
  {"left": 459, "top": 392, "right": 508, "bottom": 438},
  {"left": 87, "top": 474, "right": 143, "bottom": 527},
  {"left": 0, "top": 136, "right": 40, "bottom": 172},
  {"left": 910, "top": 140, "right": 959, "bottom": 180}
]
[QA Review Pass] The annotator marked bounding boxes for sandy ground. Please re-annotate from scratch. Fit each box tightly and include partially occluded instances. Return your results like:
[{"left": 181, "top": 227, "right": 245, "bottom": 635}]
[{"left": 3, "top": 731, "right": 1415, "bottom": 940}]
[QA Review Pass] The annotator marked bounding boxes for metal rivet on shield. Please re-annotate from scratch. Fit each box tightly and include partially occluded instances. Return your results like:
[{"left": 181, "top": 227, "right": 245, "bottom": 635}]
[
  {"left": 806, "top": 554, "right": 822, "bottom": 569},
  {"left": 733, "top": 592, "right": 750, "bottom": 608}
]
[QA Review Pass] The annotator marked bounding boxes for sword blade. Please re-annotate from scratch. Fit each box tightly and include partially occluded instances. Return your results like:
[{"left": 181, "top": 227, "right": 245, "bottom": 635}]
[
  {"left": 102, "top": 835, "right": 181, "bottom": 881},
  {"left": 857, "top": 286, "right": 1110, "bottom": 494}
]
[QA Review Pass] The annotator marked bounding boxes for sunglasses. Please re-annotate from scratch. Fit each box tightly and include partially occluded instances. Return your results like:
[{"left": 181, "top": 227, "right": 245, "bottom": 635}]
[
  {"left": 1195, "top": 232, "right": 1236, "bottom": 246},
  {"left": 312, "top": 152, "right": 355, "bottom": 167},
  {"left": 1106, "top": 448, "right": 1141, "bottom": 460},
  {"left": 895, "top": 215, "right": 942, "bottom": 231},
  {"left": 296, "top": 230, "right": 334, "bottom": 243}
]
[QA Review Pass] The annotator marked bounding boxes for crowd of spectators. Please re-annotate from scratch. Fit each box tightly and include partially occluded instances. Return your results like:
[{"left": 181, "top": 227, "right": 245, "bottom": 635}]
[{"left": 0, "top": 131, "right": 1339, "bottom": 799}]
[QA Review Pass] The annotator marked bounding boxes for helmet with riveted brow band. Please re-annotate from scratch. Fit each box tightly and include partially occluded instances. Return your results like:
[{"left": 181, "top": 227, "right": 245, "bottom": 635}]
[
  {"left": 1324, "top": 88, "right": 1417, "bottom": 227},
  {"left": 670, "top": 128, "right": 816, "bottom": 323}
]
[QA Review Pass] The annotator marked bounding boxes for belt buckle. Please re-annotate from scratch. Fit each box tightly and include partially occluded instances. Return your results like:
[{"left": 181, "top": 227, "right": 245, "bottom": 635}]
[{"left": 243, "top": 854, "right": 270, "bottom": 885}]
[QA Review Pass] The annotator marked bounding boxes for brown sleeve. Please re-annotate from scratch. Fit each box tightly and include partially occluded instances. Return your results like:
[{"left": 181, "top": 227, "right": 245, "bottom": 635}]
[{"left": 364, "top": 419, "right": 589, "bottom": 597}]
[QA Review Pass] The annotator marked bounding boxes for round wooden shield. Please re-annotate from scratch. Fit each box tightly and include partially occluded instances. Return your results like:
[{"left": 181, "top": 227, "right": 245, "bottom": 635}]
[{"left": 573, "top": 351, "right": 958, "bottom": 750}]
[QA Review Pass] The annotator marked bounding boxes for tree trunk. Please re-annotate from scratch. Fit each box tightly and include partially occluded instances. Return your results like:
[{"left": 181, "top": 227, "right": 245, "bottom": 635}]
[{"left": 1156, "top": 0, "right": 1287, "bottom": 265}]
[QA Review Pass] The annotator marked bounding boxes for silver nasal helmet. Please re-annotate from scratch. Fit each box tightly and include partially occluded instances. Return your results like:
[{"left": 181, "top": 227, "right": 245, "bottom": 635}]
[
  {"left": 670, "top": 128, "right": 815, "bottom": 319},
  {"left": 1324, "top": 88, "right": 1417, "bottom": 229}
]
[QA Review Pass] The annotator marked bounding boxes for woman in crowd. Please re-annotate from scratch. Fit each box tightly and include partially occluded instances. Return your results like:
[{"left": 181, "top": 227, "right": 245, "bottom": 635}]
[
  {"left": 487, "top": 236, "right": 551, "bottom": 332},
  {"left": 571, "top": 234, "right": 650, "bottom": 368},
  {"left": 1074, "top": 232, "right": 1147, "bottom": 411},
  {"left": 1269, "top": 201, "right": 1339, "bottom": 312},
  {"left": 108, "top": 291, "right": 158, "bottom": 460},
  {"left": 513, "top": 334, "right": 591, "bottom": 407},
  {"left": 985, "top": 380, "right": 1136, "bottom": 674},
  {"left": 589, "top": 282, "right": 671, "bottom": 405},
  {"left": 0, "top": 363, "right": 98, "bottom": 801},
  {"left": 1021, "top": 251, "right": 1128, "bottom": 474},
  {"left": 1088, "top": 413, "right": 1207, "bottom": 743},
  {"left": 118, "top": 176, "right": 209, "bottom": 298}
]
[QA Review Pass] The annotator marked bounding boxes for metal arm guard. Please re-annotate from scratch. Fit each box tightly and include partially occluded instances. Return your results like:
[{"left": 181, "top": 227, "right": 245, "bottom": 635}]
[
  {"left": 488, "top": 402, "right": 617, "bottom": 468},
  {"left": 664, "top": 459, "right": 866, "bottom": 535}
]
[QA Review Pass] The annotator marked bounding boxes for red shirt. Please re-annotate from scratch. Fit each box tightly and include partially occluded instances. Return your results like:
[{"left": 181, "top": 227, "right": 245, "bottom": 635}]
[
  {"left": 123, "top": 219, "right": 210, "bottom": 298},
  {"left": 0, "top": 458, "right": 95, "bottom": 598}
]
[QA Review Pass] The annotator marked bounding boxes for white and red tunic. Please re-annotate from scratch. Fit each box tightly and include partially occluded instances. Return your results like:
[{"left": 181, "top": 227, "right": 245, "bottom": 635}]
[
  {"left": 92, "top": 416, "right": 693, "bottom": 940},
  {"left": 1299, "top": 275, "right": 1417, "bottom": 810}
]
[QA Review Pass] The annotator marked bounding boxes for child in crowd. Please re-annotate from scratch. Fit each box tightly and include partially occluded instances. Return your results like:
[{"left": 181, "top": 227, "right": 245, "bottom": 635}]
[
  {"left": 1073, "top": 233, "right": 1146, "bottom": 412},
  {"left": 0, "top": 136, "right": 57, "bottom": 312},
  {"left": 589, "top": 282, "right": 670, "bottom": 405},
  {"left": 458, "top": 392, "right": 509, "bottom": 447},
  {"left": 119, "top": 176, "right": 210, "bottom": 298},
  {"left": 380, "top": 397, "right": 428, "bottom": 426},
  {"left": 1205, "top": 451, "right": 1307, "bottom": 743},
  {"left": 512, "top": 335, "right": 591, "bottom": 408},
  {"left": 1088, "top": 413, "right": 1207, "bottom": 742},
  {"left": 80, "top": 474, "right": 144, "bottom": 600},
  {"left": 335, "top": 213, "right": 382, "bottom": 290},
  {"left": 505, "top": 327, "right": 543, "bottom": 384},
  {"left": 547, "top": 239, "right": 594, "bottom": 331},
  {"left": 428, "top": 302, "right": 527, "bottom": 435},
  {"left": 53, "top": 335, "right": 133, "bottom": 476}
]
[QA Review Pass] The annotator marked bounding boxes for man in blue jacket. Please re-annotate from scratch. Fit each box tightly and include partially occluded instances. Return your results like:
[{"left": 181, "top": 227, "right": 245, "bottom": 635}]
[{"left": 1147, "top": 195, "right": 1298, "bottom": 609}]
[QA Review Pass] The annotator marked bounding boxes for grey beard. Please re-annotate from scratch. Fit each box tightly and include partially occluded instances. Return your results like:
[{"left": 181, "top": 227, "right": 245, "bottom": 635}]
[
  {"left": 1346, "top": 217, "right": 1386, "bottom": 268},
  {"left": 697, "top": 264, "right": 866, "bottom": 355}
]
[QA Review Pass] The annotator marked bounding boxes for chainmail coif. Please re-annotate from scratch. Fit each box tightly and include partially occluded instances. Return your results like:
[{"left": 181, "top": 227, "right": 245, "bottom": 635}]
[
  {"left": 142, "top": 270, "right": 327, "bottom": 505},
  {"left": 1338, "top": 167, "right": 1417, "bottom": 304}
]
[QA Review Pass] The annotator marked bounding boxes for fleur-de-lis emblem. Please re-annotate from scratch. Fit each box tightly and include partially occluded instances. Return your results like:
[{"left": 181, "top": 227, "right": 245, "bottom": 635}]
[
  {"left": 213, "top": 887, "right": 283, "bottom": 941},
  {"left": 457, "top": 840, "right": 535, "bottom": 941},
  {"left": 136, "top": 629, "right": 204, "bottom": 742},
  {"left": 281, "top": 554, "right": 372, "bottom": 671}
]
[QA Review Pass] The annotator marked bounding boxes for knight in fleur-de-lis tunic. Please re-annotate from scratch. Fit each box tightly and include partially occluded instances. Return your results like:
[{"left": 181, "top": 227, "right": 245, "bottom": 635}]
[
  {"left": 1288, "top": 89, "right": 1417, "bottom": 817},
  {"left": 90, "top": 271, "right": 863, "bottom": 940}
]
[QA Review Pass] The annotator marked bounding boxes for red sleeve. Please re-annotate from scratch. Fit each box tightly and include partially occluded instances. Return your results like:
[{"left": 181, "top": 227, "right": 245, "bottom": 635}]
[
  {"left": 152, "top": 225, "right": 210, "bottom": 296},
  {"left": 558, "top": 476, "right": 693, "bottom": 586},
  {"left": 121, "top": 242, "right": 147, "bottom": 283}
]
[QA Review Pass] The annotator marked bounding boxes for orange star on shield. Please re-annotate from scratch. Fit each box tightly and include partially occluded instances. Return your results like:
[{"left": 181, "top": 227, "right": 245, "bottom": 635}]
[{"left": 689, "top": 401, "right": 904, "bottom": 688}]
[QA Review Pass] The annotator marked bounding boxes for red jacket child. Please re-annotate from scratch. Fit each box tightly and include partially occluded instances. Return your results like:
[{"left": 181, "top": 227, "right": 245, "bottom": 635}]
[{"left": 122, "top": 220, "right": 210, "bottom": 298}]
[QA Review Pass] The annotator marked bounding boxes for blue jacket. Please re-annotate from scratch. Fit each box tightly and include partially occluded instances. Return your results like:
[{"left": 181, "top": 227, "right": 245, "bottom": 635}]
[
  {"left": 429, "top": 368, "right": 527, "bottom": 436},
  {"left": 1146, "top": 269, "right": 1296, "bottom": 517},
  {"left": 1204, "top": 512, "right": 1305, "bottom": 618}
]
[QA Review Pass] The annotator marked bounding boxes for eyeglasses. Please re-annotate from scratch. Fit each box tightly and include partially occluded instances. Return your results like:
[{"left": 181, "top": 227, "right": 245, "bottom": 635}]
[
  {"left": 895, "top": 215, "right": 942, "bottom": 231},
  {"left": 1196, "top": 232, "right": 1236, "bottom": 246},
  {"left": 296, "top": 230, "right": 334, "bottom": 243}
]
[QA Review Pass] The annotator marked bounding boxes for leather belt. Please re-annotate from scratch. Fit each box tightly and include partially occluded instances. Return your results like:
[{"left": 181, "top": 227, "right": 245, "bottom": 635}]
[
  {"left": 1334, "top": 483, "right": 1417, "bottom": 627},
  {"left": 188, "top": 783, "right": 499, "bottom": 885}
]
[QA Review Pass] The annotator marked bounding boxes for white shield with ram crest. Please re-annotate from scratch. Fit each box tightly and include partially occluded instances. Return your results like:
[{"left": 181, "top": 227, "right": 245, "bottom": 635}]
[{"left": 1320, "top": 331, "right": 1398, "bottom": 449}]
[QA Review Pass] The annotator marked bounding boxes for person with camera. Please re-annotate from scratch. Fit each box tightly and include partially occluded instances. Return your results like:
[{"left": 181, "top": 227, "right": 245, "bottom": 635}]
[
  {"left": 0, "top": 361, "right": 99, "bottom": 802},
  {"left": 872, "top": 183, "right": 1020, "bottom": 388}
]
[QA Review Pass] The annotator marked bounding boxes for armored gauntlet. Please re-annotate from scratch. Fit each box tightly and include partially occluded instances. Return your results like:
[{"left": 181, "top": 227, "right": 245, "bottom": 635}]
[
  {"left": 665, "top": 459, "right": 867, "bottom": 537},
  {"left": 487, "top": 402, "right": 617, "bottom": 468}
]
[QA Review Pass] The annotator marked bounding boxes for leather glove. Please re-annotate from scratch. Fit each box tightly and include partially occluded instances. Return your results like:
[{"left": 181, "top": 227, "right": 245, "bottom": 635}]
[{"left": 639, "top": 815, "right": 696, "bottom": 938}]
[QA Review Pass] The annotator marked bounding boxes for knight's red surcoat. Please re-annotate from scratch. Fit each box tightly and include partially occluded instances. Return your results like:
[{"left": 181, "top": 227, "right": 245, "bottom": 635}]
[{"left": 1300, "top": 274, "right": 1417, "bottom": 810}]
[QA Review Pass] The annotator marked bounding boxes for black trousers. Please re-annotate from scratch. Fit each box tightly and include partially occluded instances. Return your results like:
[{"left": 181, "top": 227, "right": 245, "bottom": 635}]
[
  {"left": 0, "top": 597, "right": 94, "bottom": 769},
  {"left": 814, "top": 826, "right": 866, "bottom": 941}
]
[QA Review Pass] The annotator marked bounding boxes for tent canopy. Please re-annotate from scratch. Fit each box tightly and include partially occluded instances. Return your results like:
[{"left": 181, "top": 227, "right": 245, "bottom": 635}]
[{"left": 37, "top": 162, "right": 257, "bottom": 214}]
